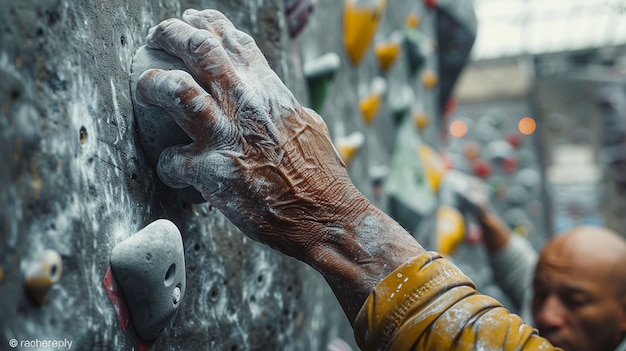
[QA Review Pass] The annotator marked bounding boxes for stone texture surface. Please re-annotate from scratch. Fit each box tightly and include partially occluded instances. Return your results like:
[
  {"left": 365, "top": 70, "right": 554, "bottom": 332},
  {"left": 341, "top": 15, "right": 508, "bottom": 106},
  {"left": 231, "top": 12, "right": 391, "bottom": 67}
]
[{"left": 0, "top": 0, "right": 440, "bottom": 349}]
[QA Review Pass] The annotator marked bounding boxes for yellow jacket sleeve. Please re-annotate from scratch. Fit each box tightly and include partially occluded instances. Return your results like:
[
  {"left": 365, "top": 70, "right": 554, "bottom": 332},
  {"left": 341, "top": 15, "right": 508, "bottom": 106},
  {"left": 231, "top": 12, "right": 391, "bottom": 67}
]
[{"left": 354, "top": 252, "right": 561, "bottom": 351}]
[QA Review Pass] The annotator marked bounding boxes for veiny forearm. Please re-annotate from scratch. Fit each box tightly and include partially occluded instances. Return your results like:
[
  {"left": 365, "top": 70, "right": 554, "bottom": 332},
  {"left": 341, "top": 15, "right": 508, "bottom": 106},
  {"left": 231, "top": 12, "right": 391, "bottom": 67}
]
[{"left": 302, "top": 193, "right": 425, "bottom": 323}]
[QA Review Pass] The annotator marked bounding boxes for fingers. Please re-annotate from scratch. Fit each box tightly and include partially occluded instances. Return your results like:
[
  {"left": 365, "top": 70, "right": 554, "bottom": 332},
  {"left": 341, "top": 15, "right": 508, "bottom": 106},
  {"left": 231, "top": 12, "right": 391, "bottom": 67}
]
[
  {"left": 135, "top": 68, "right": 221, "bottom": 141},
  {"left": 146, "top": 11, "right": 267, "bottom": 95},
  {"left": 157, "top": 144, "right": 236, "bottom": 194},
  {"left": 157, "top": 144, "right": 197, "bottom": 189},
  {"left": 181, "top": 9, "right": 265, "bottom": 67},
  {"left": 146, "top": 18, "right": 241, "bottom": 93},
  {"left": 182, "top": 9, "right": 234, "bottom": 33}
]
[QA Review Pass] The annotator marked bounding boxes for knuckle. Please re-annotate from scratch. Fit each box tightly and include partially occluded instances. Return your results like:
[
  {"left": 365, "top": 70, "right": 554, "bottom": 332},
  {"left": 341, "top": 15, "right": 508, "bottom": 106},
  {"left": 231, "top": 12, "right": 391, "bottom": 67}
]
[
  {"left": 162, "top": 70, "right": 195, "bottom": 98},
  {"left": 224, "top": 28, "right": 254, "bottom": 46},
  {"left": 154, "top": 18, "right": 178, "bottom": 36},
  {"left": 187, "top": 30, "right": 216, "bottom": 52}
]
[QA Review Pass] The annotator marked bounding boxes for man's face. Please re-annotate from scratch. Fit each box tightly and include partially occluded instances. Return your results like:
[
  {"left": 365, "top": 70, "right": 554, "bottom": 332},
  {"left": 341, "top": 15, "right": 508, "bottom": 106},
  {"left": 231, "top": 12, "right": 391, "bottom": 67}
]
[{"left": 532, "top": 245, "right": 625, "bottom": 351}]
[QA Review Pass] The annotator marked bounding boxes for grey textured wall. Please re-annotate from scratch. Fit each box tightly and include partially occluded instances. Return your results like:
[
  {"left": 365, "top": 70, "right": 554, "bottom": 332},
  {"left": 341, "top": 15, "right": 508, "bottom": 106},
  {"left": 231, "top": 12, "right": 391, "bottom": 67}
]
[{"left": 0, "top": 0, "right": 440, "bottom": 350}]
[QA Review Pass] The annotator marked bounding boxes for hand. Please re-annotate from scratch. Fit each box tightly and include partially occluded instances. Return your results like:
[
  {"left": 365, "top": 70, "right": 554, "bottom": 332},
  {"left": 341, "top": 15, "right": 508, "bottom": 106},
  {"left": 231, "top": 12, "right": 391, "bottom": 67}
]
[
  {"left": 134, "top": 9, "right": 367, "bottom": 260},
  {"left": 136, "top": 9, "right": 425, "bottom": 323},
  {"left": 439, "top": 170, "right": 492, "bottom": 219}
]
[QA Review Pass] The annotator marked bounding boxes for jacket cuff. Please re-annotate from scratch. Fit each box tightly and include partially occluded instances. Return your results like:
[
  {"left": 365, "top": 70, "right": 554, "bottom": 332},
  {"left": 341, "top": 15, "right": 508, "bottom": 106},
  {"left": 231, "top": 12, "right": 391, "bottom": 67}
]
[{"left": 353, "top": 251, "right": 476, "bottom": 351}]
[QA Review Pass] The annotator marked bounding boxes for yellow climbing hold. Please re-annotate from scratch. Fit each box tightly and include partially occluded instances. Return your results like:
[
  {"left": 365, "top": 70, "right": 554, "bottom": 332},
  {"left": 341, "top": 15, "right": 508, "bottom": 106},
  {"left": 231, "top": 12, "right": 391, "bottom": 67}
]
[
  {"left": 436, "top": 205, "right": 465, "bottom": 256},
  {"left": 359, "top": 77, "right": 387, "bottom": 125},
  {"left": 413, "top": 112, "right": 430, "bottom": 132},
  {"left": 335, "top": 132, "right": 365, "bottom": 165},
  {"left": 419, "top": 144, "right": 446, "bottom": 192},
  {"left": 406, "top": 13, "right": 420, "bottom": 29},
  {"left": 344, "top": 0, "right": 388, "bottom": 65},
  {"left": 359, "top": 96, "right": 382, "bottom": 125},
  {"left": 422, "top": 69, "right": 439, "bottom": 88},
  {"left": 374, "top": 33, "right": 402, "bottom": 72}
]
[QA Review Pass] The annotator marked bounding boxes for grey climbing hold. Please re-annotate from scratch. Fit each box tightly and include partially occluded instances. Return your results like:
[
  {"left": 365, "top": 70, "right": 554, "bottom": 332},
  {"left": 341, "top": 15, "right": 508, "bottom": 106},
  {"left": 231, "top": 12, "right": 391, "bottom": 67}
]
[
  {"left": 110, "top": 219, "right": 186, "bottom": 340},
  {"left": 130, "top": 45, "right": 204, "bottom": 203}
]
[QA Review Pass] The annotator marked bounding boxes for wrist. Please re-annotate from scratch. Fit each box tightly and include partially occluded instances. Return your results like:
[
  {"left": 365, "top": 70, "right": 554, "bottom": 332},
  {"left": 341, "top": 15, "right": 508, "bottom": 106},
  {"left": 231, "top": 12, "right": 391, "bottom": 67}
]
[{"left": 302, "top": 192, "right": 425, "bottom": 322}]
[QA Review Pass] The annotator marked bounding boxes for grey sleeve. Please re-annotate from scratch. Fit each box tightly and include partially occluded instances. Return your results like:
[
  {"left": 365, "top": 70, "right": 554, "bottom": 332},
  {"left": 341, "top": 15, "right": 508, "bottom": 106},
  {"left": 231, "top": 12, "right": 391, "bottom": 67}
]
[{"left": 488, "top": 234, "right": 537, "bottom": 311}]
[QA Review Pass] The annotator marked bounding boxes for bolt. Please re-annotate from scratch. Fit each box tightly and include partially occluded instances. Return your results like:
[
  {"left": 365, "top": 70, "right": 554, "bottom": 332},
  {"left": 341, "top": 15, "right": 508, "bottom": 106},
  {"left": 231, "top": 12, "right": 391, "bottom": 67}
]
[{"left": 172, "top": 286, "right": 181, "bottom": 305}]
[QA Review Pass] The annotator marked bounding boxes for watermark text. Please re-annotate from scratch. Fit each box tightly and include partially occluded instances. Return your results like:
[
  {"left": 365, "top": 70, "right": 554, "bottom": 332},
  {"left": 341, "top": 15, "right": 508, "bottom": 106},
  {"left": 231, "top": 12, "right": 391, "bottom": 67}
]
[{"left": 8, "top": 338, "right": 73, "bottom": 349}]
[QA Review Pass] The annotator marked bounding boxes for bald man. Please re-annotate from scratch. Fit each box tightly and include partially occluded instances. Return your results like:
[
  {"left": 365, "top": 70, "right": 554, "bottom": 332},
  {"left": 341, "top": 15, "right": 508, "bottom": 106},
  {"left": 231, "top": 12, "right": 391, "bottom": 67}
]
[
  {"left": 453, "top": 173, "right": 626, "bottom": 351},
  {"left": 532, "top": 226, "right": 626, "bottom": 351}
]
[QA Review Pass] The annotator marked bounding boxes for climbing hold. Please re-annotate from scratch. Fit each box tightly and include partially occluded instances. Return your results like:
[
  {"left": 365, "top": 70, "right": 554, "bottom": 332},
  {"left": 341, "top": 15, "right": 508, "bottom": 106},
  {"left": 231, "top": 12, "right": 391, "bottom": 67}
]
[
  {"left": 335, "top": 131, "right": 364, "bottom": 165},
  {"left": 424, "top": 0, "right": 438, "bottom": 9},
  {"left": 435, "top": 0, "right": 477, "bottom": 117},
  {"left": 488, "top": 175, "right": 508, "bottom": 200},
  {"left": 436, "top": 205, "right": 465, "bottom": 256},
  {"left": 472, "top": 159, "right": 492, "bottom": 179},
  {"left": 463, "top": 141, "right": 481, "bottom": 160},
  {"left": 343, "top": 0, "right": 388, "bottom": 65},
  {"left": 24, "top": 249, "right": 62, "bottom": 305},
  {"left": 483, "top": 140, "right": 514, "bottom": 162},
  {"left": 369, "top": 164, "right": 388, "bottom": 186},
  {"left": 406, "top": 13, "right": 420, "bottom": 29},
  {"left": 418, "top": 144, "right": 446, "bottom": 192},
  {"left": 413, "top": 112, "right": 430, "bottom": 132},
  {"left": 389, "top": 85, "right": 413, "bottom": 124},
  {"left": 515, "top": 168, "right": 540, "bottom": 191},
  {"left": 403, "top": 25, "right": 427, "bottom": 76},
  {"left": 507, "top": 185, "right": 530, "bottom": 206},
  {"left": 501, "top": 155, "right": 519, "bottom": 174},
  {"left": 506, "top": 131, "right": 524, "bottom": 149},
  {"left": 503, "top": 207, "right": 530, "bottom": 229},
  {"left": 304, "top": 52, "right": 341, "bottom": 113},
  {"left": 480, "top": 113, "right": 505, "bottom": 131},
  {"left": 374, "top": 32, "right": 402, "bottom": 73},
  {"left": 131, "top": 45, "right": 204, "bottom": 203},
  {"left": 421, "top": 69, "right": 439, "bottom": 88},
  {"left": 359, "top": 77, "right": 387, "bottom": 125},
  {"left": 285, "top": 0, "right": 317, "bottom": 38},
  {"left": 110, "top": 219, "right": 186, "bottom": 340}
]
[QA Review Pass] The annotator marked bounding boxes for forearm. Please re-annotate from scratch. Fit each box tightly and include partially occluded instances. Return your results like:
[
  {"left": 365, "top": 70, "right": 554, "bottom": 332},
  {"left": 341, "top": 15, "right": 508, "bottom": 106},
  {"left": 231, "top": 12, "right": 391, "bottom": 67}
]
[
  {"left": 302, "top": 193, "right": 425, "bottom": 323},
  {"left": 477, "top": 208, "right": 511, "bottom": 254}
]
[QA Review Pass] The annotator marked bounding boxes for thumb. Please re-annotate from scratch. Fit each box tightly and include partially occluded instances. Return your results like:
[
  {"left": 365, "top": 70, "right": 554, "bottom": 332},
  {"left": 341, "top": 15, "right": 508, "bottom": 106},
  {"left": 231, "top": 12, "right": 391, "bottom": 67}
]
[{"left": 157, "top": 144, "right": 198, "bottom": 189}]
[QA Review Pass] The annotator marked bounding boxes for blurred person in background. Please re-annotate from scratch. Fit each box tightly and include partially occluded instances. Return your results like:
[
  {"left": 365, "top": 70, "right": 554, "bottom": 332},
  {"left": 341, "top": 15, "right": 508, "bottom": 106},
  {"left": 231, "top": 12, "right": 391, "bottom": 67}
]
[{"left": 442, "top": 170, "right": 626, "bottom": 351}]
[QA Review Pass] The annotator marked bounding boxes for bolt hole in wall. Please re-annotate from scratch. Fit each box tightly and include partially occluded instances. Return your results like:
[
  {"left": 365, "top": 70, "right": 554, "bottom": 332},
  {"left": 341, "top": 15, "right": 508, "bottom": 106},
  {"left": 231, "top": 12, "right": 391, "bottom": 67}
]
[
  {"left": 10, "top": 89, "right": 20, "bottom": 101},
  {"left": 79, "top": 126, "right": 87, "bottom": 145},
  {"left": 210, "top": 288, "right": 219, "bottom": 301},
  {"left": 164, "top": 263, "right": 176, "bottom": 286}
]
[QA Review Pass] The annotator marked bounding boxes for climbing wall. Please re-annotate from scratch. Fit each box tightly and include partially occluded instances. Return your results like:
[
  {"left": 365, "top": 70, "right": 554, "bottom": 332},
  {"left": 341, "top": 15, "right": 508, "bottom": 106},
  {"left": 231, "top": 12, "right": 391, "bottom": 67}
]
[{"left": 1, "top": 0, "right": 449, "bottom": 350}]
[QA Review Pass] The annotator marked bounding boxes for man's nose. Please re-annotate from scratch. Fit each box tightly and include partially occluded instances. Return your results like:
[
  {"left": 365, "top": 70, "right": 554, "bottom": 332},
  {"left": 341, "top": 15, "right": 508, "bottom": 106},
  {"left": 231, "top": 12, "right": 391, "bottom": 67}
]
[{"left": 534, "top": 294, "right": 567, "bottom": 330}]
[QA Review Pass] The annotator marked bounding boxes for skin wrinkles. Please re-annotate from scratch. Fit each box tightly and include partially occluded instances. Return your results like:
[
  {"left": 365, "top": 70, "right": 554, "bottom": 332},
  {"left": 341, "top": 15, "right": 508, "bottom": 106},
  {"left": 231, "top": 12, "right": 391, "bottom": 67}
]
[
  {"left": 138, "top": 9, "right": 425, "bottom": 324},
  {"left": 532, "top": 226, "right": 626, "bottom": 351}
]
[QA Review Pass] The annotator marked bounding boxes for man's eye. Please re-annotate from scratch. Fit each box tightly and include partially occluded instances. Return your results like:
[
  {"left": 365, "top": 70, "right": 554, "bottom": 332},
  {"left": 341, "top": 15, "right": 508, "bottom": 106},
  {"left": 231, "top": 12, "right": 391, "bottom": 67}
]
[{"left": 562, "top": 294, "right": 590, "bottom": 308}]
